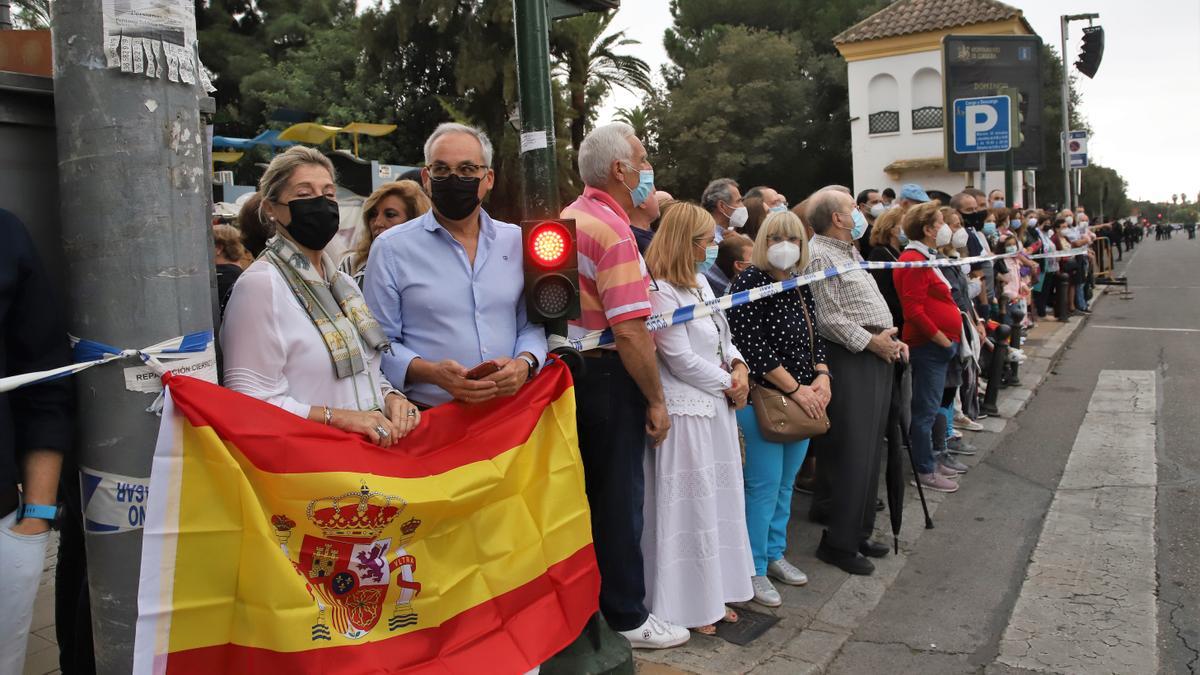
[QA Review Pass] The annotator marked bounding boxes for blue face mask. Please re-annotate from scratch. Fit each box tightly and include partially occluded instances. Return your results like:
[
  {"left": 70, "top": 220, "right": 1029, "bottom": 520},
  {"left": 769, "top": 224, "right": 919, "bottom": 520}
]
[
  {"left": 898, "top": 230, "right": 909, "bottom": 246},
  {"left": 623, "top": 164, "right": 655, "bottom": 207},
  {"left": 769, "top": 204, "right": 788, "bottom": 214},
  {"left": 983, "top": 222, "right": 998, "bottom": 238},
  {"left": 1005, "top": 246, "right": 1018, "bottom": 255},
  {"left": 696, "top": 244, "right": 718, "bottom": 275},
  {"left": 850, "top": 208, "right": 869, "bottom": 240}
]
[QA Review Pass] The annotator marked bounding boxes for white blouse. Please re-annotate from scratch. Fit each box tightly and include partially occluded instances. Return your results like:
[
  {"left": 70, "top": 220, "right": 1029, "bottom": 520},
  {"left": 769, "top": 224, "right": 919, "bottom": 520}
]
[
  {"left": 221, "top": 260, "right": 394, "bottom": 418},
  {"left": 649, "top": 275, "right": 745, "bottom": 418}
]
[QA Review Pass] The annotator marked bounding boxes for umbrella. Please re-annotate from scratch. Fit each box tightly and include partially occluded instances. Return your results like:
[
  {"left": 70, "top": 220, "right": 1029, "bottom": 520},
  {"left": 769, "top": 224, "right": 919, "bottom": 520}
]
[{"left": 887, "top": 366, "right": 933, "bottom": 555}]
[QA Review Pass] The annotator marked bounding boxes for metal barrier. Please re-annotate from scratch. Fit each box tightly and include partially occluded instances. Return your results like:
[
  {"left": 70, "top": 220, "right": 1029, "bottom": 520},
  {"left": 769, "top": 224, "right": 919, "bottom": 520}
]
[{"left": 1091, "top": 237, "right": 1114, "bottom": 280}]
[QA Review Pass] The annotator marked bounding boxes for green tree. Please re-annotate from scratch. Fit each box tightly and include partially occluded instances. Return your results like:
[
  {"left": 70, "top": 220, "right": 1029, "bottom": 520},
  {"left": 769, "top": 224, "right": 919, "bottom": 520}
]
[
  {"left": 653, "top": 0, "right": 885, "bottom": 202},
  {"left": 1078, "top": 163, "right": 1129, "bottom": 220},
  {"left": 550, "top": 11, "right": 653, "bottom": 170},
  {"left": 1034, "top": 44, "right": 1088, "bottom": 211}
]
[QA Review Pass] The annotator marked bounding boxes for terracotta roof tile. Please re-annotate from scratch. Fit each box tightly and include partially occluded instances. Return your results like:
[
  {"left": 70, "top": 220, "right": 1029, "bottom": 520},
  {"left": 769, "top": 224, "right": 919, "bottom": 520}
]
[{"left": 834, "top": 0, "right": 1025, "bottom": 45}]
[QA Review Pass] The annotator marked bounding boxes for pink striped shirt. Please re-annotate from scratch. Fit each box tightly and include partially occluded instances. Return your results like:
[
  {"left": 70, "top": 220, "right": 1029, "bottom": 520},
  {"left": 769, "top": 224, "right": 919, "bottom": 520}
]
[{"left": 562, "top": 187, "right": 652, "bottom": 336}]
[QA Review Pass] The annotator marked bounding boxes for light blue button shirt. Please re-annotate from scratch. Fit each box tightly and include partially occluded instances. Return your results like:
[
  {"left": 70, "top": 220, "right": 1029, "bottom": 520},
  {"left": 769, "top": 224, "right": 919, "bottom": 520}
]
[{"left": 363, "top": 209, "right": 548, "bottom": 406}]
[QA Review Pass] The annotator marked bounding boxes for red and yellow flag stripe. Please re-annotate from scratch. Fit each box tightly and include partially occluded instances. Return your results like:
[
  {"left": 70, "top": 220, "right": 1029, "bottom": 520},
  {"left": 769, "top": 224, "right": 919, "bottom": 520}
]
[{"left": 135, "top": 360, "right": 598, "bottom": 674}]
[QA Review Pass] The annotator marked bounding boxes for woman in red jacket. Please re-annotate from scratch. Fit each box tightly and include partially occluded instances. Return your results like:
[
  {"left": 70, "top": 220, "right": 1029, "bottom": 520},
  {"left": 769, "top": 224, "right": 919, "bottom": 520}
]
[{"left": 894, "top": 202, "right": 963, "bottom": 493}]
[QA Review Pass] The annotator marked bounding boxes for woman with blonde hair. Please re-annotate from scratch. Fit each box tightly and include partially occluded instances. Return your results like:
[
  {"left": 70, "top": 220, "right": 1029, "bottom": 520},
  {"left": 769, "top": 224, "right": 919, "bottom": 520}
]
[
  {"left": 640, "top": 202, "right": 754, "bottom": 635},
  {"left": 338, "top": 180, "right": 431, "bottom": 287},
  {"left": 727, "top": 210, "right": 830, "bottom": 608},
  {"left": 221, "top": 146, "right": 421, "bottom": 447}
]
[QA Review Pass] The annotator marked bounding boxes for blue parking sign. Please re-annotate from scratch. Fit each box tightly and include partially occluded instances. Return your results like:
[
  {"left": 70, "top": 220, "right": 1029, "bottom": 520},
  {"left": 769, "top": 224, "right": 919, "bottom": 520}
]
[{"left": 952, "top": 96, "right": 1011, "bottom": 154}]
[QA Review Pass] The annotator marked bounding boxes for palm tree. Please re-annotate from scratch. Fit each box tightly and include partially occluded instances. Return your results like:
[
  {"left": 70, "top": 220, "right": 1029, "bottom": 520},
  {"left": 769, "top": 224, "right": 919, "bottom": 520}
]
[
  {"left": 1172, "top": 194, "right": 1179, "bottom": 205},
  {"left": 614, "top": 106, "right": 650, "bottom": 141},
  {"left": 551, "top": 11, "right": 653, "bottom": 169}
]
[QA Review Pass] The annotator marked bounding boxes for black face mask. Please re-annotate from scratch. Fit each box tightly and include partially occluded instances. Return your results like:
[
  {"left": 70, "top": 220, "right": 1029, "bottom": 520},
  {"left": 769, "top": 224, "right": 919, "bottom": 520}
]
[
  {"left": 284, "top": 196, "right": 341, "bottom": 250},
  {"left": 960, "top": 210, "right": 987, "bottom": 229},
  {"left": 430, "top": 175, "right": 483, "bottom": 221}
]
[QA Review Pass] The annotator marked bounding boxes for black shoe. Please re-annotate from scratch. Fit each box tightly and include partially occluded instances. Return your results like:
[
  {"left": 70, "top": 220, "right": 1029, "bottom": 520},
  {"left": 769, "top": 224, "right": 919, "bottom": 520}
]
[
  {"left": 859, "top": 539, "right": 890, "bottom": 558},
  {"left": 874, "top": 498, "right": 885, "bottom": 512},
  {"left": 817, "top": 540, "right": 876, "bottom": 575}
]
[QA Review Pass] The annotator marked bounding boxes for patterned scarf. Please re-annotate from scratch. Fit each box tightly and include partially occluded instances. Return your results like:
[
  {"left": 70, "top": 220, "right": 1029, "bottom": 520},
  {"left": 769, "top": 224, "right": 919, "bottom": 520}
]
[{"left": 263, "top": 235, "right": 390, "bottom": 379}]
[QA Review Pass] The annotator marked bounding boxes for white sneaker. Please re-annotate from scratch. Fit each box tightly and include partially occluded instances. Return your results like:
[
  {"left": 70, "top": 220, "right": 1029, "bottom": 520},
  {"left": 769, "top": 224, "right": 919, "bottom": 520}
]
[
  {"left": 1007, "top": 347, "right": 1028, "bottom": 364},
  {"left": 767, "top": 558, "right": 809, "bottom": 586},
  {"left": 617, "top": 613, "right": 690, "bottom": 649},
  {"left": 751, "top": 575, "right": 782, "bottom": 607},
  {"left": 955, "top": 415, "right": 984, "bottom": 432}
]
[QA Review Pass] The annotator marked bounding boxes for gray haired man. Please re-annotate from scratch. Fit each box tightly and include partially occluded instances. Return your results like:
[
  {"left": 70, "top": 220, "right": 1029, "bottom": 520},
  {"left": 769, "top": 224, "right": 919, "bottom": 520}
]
[{"left": 701, "top": 178, "right": 744, "bottom": 241}]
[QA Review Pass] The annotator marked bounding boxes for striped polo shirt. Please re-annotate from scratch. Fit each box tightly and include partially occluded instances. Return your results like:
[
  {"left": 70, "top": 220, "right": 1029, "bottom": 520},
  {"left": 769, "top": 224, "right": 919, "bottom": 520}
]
[{"left": 562, "top": 187, "right": 652, "bottom": 342}]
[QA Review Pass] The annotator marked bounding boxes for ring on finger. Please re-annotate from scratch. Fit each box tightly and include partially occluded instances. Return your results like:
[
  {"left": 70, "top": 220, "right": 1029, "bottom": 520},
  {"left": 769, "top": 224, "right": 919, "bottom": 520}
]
[{"left": 374, "top": 425, "right": 390, "bottom": 438}]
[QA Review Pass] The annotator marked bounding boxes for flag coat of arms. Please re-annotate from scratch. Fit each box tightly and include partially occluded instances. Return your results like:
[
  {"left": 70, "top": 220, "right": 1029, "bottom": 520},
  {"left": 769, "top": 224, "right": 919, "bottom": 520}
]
[{"left": 134, "top": 360, "right": 598, "bottom": 674}]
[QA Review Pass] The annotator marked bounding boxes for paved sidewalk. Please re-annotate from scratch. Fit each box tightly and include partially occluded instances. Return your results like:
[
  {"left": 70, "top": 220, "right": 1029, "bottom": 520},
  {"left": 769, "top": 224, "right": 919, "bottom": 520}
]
[
  {"left": 21, "top": 302, "right": 1097, "bottom": 675},
  {"left": 634, "top": 305, "right": 1097, "bottom": 674}
]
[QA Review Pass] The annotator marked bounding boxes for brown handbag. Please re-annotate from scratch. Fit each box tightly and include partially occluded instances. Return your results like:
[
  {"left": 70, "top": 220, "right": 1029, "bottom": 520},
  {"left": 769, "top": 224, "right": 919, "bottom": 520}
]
[{"left": 749, "top": 291, "right": 830, "bottom": 443}]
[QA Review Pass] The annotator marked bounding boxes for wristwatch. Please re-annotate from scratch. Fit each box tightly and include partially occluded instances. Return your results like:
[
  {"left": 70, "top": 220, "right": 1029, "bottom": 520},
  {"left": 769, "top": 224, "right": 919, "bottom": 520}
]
[
  {"left": 517, "top": 354, "right": 539, "bottom": 381},
  {"left": 816, "top": 370, "right": 833, "bottom": 382},
  {"left": 19, "top": 503, "right": 63, "bottom": 530}
]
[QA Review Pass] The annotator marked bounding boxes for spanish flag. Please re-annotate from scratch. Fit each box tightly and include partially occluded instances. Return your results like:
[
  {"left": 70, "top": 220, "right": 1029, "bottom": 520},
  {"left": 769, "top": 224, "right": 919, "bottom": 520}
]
[{"left": 134, "top": 360, "right": 598, "bottom": 674}]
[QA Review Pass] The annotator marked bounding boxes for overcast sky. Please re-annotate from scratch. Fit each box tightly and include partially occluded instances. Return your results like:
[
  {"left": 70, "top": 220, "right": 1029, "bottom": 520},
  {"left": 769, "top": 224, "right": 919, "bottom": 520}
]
[{"left": 596, "top": 1, "right": 1200, "bottom": 202}]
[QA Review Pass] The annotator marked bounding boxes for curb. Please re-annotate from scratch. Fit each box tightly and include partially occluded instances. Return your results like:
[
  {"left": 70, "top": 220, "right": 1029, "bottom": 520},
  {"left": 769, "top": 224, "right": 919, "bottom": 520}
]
[{"left": 634, "top": 293, "right": 1103, "bottom": 675}]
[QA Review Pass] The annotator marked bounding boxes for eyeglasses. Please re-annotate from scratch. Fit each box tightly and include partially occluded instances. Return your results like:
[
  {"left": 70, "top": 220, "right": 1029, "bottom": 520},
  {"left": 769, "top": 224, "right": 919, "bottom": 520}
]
[{"left": 426, "top": 163, "right": 489, "bottom": 180}]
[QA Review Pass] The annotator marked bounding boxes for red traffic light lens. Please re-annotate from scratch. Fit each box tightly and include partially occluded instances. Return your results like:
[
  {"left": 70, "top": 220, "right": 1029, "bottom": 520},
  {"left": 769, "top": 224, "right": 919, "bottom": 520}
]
[{"left": 529, "top": 222, "right": 572, "bottom": 269}]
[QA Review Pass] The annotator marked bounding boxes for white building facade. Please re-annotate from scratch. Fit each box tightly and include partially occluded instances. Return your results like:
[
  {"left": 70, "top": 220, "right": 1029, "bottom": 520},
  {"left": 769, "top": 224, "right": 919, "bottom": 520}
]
[{"left": 834, "top": 0, "right": 1036, "bottom": 204}]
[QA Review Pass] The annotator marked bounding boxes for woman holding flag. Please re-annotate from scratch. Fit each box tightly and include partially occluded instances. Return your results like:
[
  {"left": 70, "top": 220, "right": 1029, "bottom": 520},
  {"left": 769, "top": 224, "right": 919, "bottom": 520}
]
[{"left": 221, "top": 147, "right": 420, "bottom": 447}]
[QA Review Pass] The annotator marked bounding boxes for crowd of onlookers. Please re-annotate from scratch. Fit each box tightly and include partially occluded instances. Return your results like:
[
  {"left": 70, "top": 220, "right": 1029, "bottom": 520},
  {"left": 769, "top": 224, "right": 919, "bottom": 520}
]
[
  {"left": 4, "top": 118, "right": 1137, "bottom": 674},
  {"left": 204, "top": 123, "right": 1126, "bottom": 648}
]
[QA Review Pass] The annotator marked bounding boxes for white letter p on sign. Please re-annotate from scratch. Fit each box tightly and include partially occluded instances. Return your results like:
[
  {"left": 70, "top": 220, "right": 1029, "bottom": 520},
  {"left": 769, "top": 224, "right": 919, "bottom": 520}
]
[{"left": 964, "top": 104, "right": 998, "bottom": 145}]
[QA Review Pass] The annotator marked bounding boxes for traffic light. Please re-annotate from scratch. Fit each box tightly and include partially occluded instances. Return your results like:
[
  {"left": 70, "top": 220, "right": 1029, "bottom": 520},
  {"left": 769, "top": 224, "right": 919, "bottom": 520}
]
[
  {"left": 522, "top": 219, "right": 580, "bottom": 324},
  {"left": 1003, "top": 87, "right": 1027, "bottom": 149},
  {"left": 1075, "top": 26, "right": 1104, "bottom": 79}
]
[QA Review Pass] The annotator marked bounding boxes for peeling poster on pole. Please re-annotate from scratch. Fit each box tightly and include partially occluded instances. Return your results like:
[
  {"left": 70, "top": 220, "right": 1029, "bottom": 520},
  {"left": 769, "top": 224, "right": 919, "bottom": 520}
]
[{"left": 101, "top": 0, "right": 203, "bottom": 87}]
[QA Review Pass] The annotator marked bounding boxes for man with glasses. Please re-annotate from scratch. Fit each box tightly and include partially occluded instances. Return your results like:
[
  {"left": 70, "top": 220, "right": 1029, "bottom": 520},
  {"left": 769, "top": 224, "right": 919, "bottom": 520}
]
[
  {"left": 803, "top": 189, "right": 904, "bottom": 576},
  {"left": 363, "top": 123, "right": 546, "bottom": 406}
]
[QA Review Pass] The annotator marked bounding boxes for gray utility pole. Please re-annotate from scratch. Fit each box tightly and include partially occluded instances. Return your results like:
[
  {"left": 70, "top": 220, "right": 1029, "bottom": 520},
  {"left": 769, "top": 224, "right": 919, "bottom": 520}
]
[
  {"left": 52, "top": 0, "right": 213, "bottom": 671},
  {"left": 1060, "top": 12, "right": 1098, "bottom": 211},
  {"left": 0, "top": 0, "right": 12, "bottom": 30}
]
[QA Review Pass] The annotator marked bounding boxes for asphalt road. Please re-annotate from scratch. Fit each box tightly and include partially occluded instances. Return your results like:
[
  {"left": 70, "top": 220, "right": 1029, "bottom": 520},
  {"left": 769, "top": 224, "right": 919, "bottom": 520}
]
[{"left": 825, "top": 235, "right": 1200, "bottom": 675}]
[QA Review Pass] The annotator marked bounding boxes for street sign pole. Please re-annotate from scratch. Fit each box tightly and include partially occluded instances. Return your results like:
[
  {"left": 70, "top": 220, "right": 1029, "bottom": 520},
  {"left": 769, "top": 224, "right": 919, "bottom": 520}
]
[
  {"left": 979, "top": 153, "right": 987, "bottom": 195},
  {"left": 1060, "top": 12, "right": 1100, "bottom": 211},
  {"left": 1005, "top": 150, "right": 1015, "bottom": 207},
  {"left": 1060, "top": 15, "right": 1071, "bottom": 211}
]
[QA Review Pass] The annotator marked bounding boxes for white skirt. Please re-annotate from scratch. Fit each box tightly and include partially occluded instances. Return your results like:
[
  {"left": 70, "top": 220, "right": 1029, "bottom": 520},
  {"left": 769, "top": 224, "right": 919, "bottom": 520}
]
[{"left": 642, "top": 400, "right": 755, "bottom": 628}]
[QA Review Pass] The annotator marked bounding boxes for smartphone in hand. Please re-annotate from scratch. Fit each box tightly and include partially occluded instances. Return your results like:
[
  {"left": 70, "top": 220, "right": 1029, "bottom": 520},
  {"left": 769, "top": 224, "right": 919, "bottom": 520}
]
[{"left": 465, "top": 360, "right": 501, "bottom": 380}]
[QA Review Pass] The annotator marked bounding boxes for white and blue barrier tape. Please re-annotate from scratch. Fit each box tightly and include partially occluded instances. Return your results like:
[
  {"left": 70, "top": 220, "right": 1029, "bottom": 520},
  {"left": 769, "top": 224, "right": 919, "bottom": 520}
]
[
  {"left": 0, "top": 330, "right": 214, "bottom": 394},
  {"left": 2, "top": 247, "right": 1085, "bottom": 391},
  {"left": 554, "top": 247, "right": 1089, "bottom": 352}
]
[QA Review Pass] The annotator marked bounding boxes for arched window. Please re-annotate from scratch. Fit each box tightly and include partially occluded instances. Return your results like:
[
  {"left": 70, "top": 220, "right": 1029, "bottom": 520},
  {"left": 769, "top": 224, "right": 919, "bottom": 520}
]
[
  {"left": 867, "top": 73, "right": 900, "bottom": 135},
  {"left": 911, "top": 68, "right": 943, "bottom": 131}
]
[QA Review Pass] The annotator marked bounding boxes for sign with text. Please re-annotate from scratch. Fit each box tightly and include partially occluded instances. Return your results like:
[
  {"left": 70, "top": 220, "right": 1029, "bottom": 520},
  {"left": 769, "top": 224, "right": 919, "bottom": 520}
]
[
  {"left": 943, "top": 34, "right": 1044, "bottom": 171},
  {"left": 1067, "top": 130, "right": 1089, "bottom": 169},
  {"left": 953, "top": 96, "right": 1011, "bottom": 154}
]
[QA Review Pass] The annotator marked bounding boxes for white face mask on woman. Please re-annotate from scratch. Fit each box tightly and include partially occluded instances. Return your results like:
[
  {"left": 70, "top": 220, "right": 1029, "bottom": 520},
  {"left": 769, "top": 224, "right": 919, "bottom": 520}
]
[
  {"left": 934, "top": 223, "right": 953, "bottom": 247},
  {"left": 767, "top": 241, "right": 801, "bottom": 271},
  {"left": 968, "top": 278, "right": 983, "bottom": 298},
  {"left": 951, "top": 227, "right": 970, "bottom": 249}
]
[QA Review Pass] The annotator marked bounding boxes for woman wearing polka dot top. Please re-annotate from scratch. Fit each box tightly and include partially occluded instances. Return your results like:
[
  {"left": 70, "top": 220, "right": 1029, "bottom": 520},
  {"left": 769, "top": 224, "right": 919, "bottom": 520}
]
[{"left": 727, "top": 211, "right": 831, "bottom": 608}]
